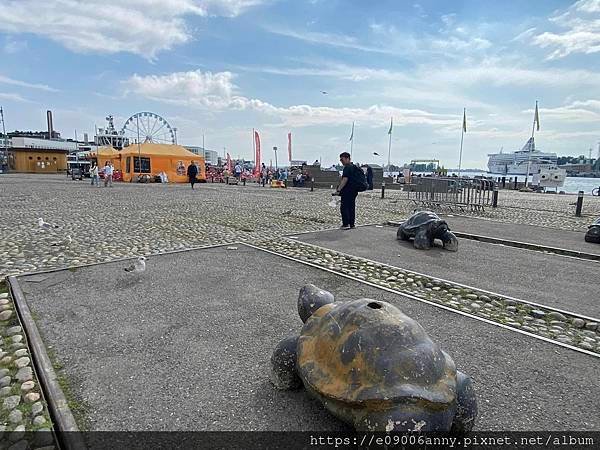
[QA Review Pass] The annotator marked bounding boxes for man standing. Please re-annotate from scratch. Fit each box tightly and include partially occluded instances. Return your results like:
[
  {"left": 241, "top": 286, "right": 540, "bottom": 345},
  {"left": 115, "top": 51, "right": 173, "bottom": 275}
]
[
  {"left": 187, "top": 161, "right": 199, "bottom": 189},
  {"left": 234, "top": 162, "right": 242, "bottom": 179},
  {"left": 334, "top": 152, "right": 362, "bottom": 230}
]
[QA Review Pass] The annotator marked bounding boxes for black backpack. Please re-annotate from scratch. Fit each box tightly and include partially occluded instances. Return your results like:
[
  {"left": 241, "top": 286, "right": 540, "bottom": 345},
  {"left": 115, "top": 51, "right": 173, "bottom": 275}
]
[{"left": 351, "top": 164, "right": 368, "bottom": 192}]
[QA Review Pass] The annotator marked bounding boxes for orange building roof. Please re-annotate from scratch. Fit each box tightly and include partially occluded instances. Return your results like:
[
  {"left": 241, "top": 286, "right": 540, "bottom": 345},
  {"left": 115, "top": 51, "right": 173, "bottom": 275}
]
[{"left": 119, "top": 143, "right": 200, "bottom": 158}]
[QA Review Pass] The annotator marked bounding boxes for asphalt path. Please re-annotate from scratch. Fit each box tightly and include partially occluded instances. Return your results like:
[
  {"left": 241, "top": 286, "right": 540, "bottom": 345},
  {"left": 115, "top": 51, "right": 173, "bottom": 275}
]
[
  {"left": 296, "top": 226, "right": 600, "bottom": 318},
  {"left": 443, "top": 215, "right": 600, "bottom": 257},
  {"left": 19, "top": 245, "right": 599, "bottom": 431}
]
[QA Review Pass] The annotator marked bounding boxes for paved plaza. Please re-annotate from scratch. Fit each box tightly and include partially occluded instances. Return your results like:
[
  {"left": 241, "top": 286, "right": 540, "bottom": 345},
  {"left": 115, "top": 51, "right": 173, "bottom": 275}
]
[{"left": 1, "top": 174, "right": 599, "bottom": 280}]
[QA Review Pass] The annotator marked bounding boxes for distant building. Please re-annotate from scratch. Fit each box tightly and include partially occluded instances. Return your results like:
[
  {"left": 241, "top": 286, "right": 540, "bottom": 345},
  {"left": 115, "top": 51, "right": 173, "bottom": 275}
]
[
  {"left": 184, "top": 146, "right": 219, "bottom": 165},
  {"left": 559, "top": 162, "right": 593, "bottom": 175},
  {"left": 8, "top": 137, "right": 75, "bottom": 173}
]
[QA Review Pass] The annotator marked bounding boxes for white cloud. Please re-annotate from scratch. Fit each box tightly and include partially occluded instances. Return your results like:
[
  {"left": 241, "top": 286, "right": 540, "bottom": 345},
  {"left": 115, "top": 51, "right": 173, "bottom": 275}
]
[
  {"left": 0, "top": 92, "right": 30, "bottom": 103},
  {"left": 123, "top": 69, "right": 458, "bottom": 128},
  {"left": 264, "top": 26, "right": 396, "bottom": 55},
  {"left": 2, "top": 37, "right": 27, "bottom": 54},
  {"left": 0, "top": 0, "right": 264, "bottom": 58},
  {"left": 0, "top": 75, "right": 58, "bottom": 92},
  {"left": 532, "top": 0, "right": 600, "bottom": 59}
]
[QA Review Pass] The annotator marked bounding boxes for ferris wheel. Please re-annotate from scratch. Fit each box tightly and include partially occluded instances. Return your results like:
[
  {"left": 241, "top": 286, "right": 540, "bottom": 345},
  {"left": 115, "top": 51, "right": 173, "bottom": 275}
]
[{"left": 121, "top": 112, "right": 176, "bottom": 145}]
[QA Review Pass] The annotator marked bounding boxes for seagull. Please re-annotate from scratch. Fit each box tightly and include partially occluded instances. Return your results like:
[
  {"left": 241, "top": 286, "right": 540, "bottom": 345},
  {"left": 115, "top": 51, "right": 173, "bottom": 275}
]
[
  {"left": 321, "top": 91, "right": 328, "bottom": 95},
  {"left": 124, "top": 256, "right": 146, "bottom": 273},
  {"left": 38, "top": 218, "right": 59, "bottom": 230}
]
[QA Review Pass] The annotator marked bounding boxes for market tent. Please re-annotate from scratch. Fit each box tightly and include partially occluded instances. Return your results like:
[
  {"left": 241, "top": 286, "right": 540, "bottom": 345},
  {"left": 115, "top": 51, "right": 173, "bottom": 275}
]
[
  {"left": 91, "top": 146, "right": 122, "bottom": 171},
  {"left": 119, "top": 143, "right": 205, "bottom": 183}
]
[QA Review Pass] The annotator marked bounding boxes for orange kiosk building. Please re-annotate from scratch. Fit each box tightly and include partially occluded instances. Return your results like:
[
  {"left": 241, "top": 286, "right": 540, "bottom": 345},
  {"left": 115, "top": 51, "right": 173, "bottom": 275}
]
[{"left": 119, "top": 143, "right": 205, "bottom": 183}]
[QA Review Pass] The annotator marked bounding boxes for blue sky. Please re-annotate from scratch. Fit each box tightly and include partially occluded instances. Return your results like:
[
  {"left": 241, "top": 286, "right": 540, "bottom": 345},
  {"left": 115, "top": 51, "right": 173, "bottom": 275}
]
[{"left": 1, "top": 0, "right": 599, "bottom": 168}]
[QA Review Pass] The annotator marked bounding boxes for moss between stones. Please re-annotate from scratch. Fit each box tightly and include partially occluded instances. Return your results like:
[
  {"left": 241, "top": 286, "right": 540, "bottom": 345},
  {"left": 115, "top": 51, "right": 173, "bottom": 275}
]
[{"left": 44, "top": 345, "right": 90, "bottom": 431}]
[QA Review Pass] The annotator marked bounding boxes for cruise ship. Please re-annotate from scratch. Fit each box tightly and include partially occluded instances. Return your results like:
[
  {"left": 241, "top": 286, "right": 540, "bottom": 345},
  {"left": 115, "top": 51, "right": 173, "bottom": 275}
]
[{"left": 487, "top": 137, "right": 557, "bottom": 175}]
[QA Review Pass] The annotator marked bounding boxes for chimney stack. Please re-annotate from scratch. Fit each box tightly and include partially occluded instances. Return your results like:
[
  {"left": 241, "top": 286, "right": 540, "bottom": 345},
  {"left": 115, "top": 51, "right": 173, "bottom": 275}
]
[{"left": 46, "top": 110, "right": 53, "bottom": 140}]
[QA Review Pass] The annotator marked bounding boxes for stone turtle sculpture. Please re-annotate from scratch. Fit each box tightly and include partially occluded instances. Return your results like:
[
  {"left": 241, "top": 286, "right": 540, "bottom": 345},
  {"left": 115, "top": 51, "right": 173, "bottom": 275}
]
[
  {"left": 398, "top": 211, "right": 458, "bottom": 251},
  {"left": 270, "top": 284, "right": 477, "bottom": 433},
  {"left": 585, "top": 218, "right": 600, "bottom": 243}
]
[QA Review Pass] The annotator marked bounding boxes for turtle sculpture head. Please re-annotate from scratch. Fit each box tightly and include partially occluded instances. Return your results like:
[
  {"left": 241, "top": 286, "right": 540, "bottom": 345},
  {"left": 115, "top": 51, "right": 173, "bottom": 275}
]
[
  {"left": 397, "top": 211, "right": 458, "bottom": 251},
  {"left": 270, "top": 284, "right": 477, "bottom": 433},
  {"left": 585, "top": 218, "right": 600, "bottom": 244}
]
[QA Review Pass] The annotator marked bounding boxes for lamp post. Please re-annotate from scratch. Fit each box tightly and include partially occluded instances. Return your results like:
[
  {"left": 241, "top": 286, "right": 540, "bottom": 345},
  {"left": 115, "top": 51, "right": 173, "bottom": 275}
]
[{"left": 273, "top": 146, "right": 278, "bottom": 170}]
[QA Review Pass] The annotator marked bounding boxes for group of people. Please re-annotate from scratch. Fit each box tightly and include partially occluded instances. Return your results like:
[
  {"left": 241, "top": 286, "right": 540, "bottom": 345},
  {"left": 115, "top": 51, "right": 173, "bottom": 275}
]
[
  {"left": 89, "top": 161, "right": 114, "bottom": 187},
  {"left": 185, "top": 153, "right": 369, "bottom": 231}
]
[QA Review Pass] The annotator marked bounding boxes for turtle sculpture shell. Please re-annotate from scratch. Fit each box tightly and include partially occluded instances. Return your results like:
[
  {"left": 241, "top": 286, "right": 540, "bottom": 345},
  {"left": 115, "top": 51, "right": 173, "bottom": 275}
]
[
  {"left": 297, "top": 298, "right": 456, "bottom": 405},
  {"left": 402, "top": 211, "right": 447, "bottom": 231}
]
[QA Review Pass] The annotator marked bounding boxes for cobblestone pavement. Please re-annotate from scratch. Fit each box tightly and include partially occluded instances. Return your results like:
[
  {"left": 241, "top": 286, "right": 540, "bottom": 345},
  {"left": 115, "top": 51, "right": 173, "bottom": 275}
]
[{"left": 1, "top": 174, "right": 598, "bottom": 280}]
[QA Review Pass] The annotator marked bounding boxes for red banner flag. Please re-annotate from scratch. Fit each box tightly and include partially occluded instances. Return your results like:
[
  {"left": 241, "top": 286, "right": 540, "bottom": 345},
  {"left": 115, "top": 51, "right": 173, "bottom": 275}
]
[
  {"left": 254, "top": 130, "right": 261, "bottom": 175},
  {"left": 226, "top": 153, "right": 232, "bottom": 172},
  {"left": 288, "top": 132, "right": 292, "bottom": 162}
]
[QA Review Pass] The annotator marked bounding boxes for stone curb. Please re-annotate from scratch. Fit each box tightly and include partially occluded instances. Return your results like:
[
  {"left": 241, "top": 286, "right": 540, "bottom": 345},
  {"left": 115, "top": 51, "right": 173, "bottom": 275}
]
[
  {"left": 251, "top": 238, "right": 600, "bottom": 357},
  {"left": 8, "top": 276, "right": 84, "bottom": 450}
]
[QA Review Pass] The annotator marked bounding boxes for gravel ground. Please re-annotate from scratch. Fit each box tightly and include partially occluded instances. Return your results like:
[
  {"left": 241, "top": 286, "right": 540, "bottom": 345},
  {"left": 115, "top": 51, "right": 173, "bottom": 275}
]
[
  {"left": 295, "top": 225, "right": 600, "bottom": 318},
  {"left": 442, "top": 216, "right": 600, "bottom": 256},
  {"left": 17, "top": 246, "right": 600, "bottom": 431}
]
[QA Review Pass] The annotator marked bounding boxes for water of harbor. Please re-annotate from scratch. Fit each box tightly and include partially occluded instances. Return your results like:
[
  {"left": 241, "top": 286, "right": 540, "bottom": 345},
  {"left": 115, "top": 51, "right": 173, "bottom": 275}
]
[{"left": 434, "top": 171, "right": 600, "bottom": 195}]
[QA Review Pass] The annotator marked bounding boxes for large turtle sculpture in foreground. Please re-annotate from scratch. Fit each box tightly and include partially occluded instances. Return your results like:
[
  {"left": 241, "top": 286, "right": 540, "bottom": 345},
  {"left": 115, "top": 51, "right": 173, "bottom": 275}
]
[
  {"left": 585, "top": 218, "right": 600, "bottom": 243},
  {"left": 397, "top": 211, "right": 458, "bottom": 251},
  {"left": 271, "top": 284, "right": 477, "bottom": 433}
]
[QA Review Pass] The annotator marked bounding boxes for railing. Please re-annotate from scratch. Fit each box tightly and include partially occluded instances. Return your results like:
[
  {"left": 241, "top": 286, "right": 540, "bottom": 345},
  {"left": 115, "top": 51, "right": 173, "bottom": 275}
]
[{"left": 406, "top": 177, "right": 497, "bottom": 212}]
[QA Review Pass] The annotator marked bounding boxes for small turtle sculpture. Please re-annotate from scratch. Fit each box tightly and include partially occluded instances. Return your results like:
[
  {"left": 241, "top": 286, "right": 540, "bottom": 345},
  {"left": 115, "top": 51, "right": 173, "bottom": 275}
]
[
  {"left": 398, "top": 211, "right": 458, "bottom": 251},
  {"left": 585, "top": 218, "right": 600, "bottom": 243},
  {"left": 271, "top": 284, "right": 477, "bottom": 433}
]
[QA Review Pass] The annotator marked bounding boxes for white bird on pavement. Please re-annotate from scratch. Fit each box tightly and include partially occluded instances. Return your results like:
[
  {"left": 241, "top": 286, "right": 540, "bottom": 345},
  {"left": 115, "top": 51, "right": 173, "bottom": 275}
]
[
  {"left": 124, "top": 256, "right": 146, "bottom": 273},
  {"left": 38, "top": 218, "right": 59, "bottom": 230}
]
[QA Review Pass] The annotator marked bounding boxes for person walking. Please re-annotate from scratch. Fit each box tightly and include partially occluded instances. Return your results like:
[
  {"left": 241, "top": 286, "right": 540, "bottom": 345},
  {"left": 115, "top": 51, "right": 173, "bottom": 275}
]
[
  {"left": 103, "top": 161, "right": 114, "bottom": 187},
  {"left": 363, "top": 164, "right": 374, "bottom": 190},
  {"left": 234, "top": 162, "right": 242, "bottom": 180},
  {"left": 261, "top": 163, "right": 268, "bottom": 186},
  {"left": 90, "top": 163, "right": 99, "bottom": 187},
  {"left": 334, "top": 152, "right": 366, "bottom": 230},
  {"left": 187, "top": 161, "right": 199, "bottom": 189}
]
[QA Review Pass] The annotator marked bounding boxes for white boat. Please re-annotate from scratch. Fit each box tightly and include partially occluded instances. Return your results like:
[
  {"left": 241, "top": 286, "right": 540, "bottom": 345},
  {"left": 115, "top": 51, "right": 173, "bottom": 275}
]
[
  {"left": 532, "top": 165, "right": 566, "bottom": 188},
  {"left": 487, "top": 137, "right": 557, "bottom": 175}
]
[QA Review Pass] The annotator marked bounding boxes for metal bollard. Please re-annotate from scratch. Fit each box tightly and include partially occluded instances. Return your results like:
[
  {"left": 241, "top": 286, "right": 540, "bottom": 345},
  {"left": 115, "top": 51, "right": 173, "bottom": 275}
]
[
  {"left": 225, "top": 176, "right": 229, "bottom": 185},
  {"left": 310, "top": 177, "right": 314, "bottom": 192},
  {"left": 243, "top": 178, "right": 246, "bottom": 186},
  {"left": 513, "top": 178, "right": 518, "bottom": 190},
  {"left": 492, "top": 186, "right": 498, "bottom": 208},
  {"left": 381, "top": 182, "right": 385, "bottom": 199},
  {"left": 575, "top": 190, "right": 584, "bottom": 216},
  {"left": 502, "top": 176, "right": 506, "bottom": 188}
]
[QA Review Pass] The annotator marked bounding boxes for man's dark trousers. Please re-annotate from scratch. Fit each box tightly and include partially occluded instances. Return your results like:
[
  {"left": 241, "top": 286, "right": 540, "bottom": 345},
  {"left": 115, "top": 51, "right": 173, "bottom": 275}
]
[{"left": 340, "top": 189, "right": 358, "bottom": 227}]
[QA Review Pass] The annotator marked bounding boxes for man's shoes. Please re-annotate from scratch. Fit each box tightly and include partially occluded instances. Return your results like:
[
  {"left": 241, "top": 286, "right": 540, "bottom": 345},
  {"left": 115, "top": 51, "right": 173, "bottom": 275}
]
[
  {"left": 349, "top": 225, "right": 356, "bottom": 229},
  {"left": 339, "top": 225, "right": 351, "bottom": 230}
]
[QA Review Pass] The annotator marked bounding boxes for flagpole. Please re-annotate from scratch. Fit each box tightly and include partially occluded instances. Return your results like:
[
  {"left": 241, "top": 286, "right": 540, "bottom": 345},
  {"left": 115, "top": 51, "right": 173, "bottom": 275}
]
[
  {"left": 349, "top": 121, "right": 354, "bottom": 157},
  {"left": 387, "top": 117, "right": 392, "bottom": 171},
  {"left": 458, "top": 108, "right": 465, "bottom": 178},
  {"left": 525, "top": 101, "right": 537, "bottom": 188},
  {"left": 252, "top": 128, "right": 256, "bottom": 171}
]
